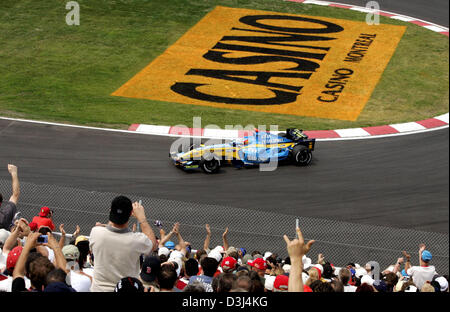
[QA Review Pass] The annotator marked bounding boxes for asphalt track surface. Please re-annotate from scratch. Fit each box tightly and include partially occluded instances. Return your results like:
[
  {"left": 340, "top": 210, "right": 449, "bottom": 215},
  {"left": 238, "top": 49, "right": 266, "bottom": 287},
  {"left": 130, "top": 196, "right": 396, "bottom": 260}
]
[
  {"left": 0, "top": 0, "right": 448, "bottom": 249},
  {"left": 0, "top": 118, "right": 448, "bottom": 233},
  {"left": 326, "top": 0, "right": 449, "bottom": 27}
]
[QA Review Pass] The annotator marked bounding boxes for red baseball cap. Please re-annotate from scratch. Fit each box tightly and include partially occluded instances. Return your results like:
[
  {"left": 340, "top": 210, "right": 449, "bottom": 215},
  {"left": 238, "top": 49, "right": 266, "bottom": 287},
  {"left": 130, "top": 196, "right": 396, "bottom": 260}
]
[
  {"left": 273, "top": 274, "right": 289, "bottom": 291},
  {"left": 221, "top": 257, "right": 237, "bottom": 271},
  {"left": 39, "top": 206, "right": 50, "bottom": 217},
  {"left": 7, "top": 246, "right": 23, "bottom": 272},
  {"left": 248, "top": 258, "right": 267, "bottom": 270}
]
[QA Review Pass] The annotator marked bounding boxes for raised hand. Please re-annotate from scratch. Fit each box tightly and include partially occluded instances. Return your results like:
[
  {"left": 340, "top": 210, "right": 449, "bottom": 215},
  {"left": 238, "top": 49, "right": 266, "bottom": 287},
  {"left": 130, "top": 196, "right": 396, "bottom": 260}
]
[
  {"left": 73, "top": 225, "right": 80, "bottom": 237},
  {"left": 283, "top": 227, "right": 315, "bottom": 260},
  {"left": 8, "top": 164, "right": 18, "bottom": 175},
  {"left": 59, "top": 224, "right": 66, "bottom": 236}
]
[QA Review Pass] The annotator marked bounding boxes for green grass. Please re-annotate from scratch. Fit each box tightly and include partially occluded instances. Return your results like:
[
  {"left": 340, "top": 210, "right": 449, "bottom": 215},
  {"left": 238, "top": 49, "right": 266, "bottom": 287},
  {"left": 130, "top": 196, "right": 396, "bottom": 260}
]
[{"left": 0, "top": 0, "right": 448, "bottom": 130}]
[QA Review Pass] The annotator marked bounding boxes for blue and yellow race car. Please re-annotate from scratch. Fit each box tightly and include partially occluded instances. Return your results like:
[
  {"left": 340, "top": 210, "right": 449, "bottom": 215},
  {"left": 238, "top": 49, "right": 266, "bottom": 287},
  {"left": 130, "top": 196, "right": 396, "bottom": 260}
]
[{"left": 170, "top": 128, "right": 316, "bottom": 173}]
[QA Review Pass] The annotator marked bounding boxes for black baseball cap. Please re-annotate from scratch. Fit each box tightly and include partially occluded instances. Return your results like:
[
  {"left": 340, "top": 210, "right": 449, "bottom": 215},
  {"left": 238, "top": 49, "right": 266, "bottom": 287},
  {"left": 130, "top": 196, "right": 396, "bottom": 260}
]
[
  {"left": 140, "top": 256, "right": 161, "bottom": 283},
  {"left": 114, "top": 277, "right": 144, "bottom": 292},
  {"left": 109, "top": 196, "right": 133, "bottom": 225}
]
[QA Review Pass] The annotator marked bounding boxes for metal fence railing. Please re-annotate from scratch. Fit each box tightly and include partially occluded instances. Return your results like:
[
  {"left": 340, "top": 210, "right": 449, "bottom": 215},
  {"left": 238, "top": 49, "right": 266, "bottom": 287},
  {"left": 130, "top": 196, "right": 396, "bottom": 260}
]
[{"left": 1, "top": 179, "right": 448, "bottom": 274}]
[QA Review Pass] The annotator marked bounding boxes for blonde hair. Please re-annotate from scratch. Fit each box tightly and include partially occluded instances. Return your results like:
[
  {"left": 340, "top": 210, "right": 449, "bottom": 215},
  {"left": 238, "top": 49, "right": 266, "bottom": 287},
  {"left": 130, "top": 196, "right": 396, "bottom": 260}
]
[
  {"left": 306, "top": 268, "right": 319, "bottom": 286},
  {"left": 421, "top": 283, "right": 435, "bottom": 292}
]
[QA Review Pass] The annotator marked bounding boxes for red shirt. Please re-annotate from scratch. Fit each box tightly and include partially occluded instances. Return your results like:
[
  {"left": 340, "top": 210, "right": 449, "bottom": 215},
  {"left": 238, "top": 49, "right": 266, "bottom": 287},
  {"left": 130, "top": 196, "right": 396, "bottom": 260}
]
[
  {"left": 32, "top": 216, "right": 55, "bottom": 231},
  {"left": 175, "top": 278, "right": 189, "bottom": 291}
]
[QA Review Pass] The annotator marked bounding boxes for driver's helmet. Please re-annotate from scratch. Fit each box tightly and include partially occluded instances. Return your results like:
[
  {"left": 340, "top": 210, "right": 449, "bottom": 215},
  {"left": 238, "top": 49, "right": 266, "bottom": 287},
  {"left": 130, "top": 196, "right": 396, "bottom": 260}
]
[{"left": 288, "top": 128, "right": 308, "bottom": 140}]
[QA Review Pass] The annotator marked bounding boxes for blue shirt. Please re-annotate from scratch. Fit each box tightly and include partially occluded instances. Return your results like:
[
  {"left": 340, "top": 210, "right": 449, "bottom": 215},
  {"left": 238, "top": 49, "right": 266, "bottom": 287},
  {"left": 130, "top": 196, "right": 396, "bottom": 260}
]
[{"left": 189, "top": 275, "right": 214, "bottom": 292}]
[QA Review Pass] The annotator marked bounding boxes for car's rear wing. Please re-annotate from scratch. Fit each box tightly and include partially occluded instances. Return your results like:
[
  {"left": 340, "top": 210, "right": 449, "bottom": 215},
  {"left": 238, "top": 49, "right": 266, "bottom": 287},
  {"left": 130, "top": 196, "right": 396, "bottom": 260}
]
[{"left": 298, "top": 138, "right": 316, "bottom": 151}]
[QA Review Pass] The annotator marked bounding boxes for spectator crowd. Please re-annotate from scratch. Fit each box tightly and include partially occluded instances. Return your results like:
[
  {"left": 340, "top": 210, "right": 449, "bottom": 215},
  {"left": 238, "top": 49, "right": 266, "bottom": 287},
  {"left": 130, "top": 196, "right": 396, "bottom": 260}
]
[{"left": 0, "top": 164, "right": 449, "bottom": 293}]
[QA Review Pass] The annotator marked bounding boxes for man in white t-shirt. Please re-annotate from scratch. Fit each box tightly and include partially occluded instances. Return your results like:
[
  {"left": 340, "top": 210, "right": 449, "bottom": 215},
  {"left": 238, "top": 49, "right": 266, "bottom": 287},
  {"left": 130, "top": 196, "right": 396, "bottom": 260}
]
[
  {"left": 404, "top": 244, "right": 436, "bottom": 289},
  {"left": 89, "top": 196, "right": 157, "bottom": 292}
]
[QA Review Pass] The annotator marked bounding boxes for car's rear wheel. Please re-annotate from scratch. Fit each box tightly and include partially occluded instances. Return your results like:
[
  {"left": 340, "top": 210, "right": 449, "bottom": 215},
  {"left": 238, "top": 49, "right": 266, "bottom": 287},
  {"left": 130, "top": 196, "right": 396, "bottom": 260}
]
[
  {"left": 200, "top": 153, "right": 221, "bottom": 173},
  {"left": 292, "top": 145, "right": 312, "bottom": 166}
]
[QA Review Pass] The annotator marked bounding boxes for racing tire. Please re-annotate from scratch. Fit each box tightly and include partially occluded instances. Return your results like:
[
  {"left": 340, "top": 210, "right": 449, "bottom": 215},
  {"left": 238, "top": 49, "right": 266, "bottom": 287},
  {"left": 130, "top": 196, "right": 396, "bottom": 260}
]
[
  {"left": 200, "top": 157, "right": 221, "bottom": 174},
  {"left": 292, "top": 145, "right": 312, "bottom": 166}
]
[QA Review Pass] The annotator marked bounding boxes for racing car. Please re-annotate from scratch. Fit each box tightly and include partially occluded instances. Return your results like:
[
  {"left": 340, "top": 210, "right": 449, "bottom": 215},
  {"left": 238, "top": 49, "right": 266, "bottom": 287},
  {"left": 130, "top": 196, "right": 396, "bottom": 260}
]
[{"left": 169, "top": 128, "right": 315, "bottom": 173}]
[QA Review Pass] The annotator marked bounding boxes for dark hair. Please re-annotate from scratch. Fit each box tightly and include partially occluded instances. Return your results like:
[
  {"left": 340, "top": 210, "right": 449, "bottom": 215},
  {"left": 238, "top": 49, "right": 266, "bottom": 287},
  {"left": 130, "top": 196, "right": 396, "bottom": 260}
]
[
  {"left": 247, "top": 271, "right": 264, "bottom": 292},
  {"left": 109, "top": 196, "right": 132, "bottom": 225},
  {"left": 356, "top": 283, "right": 375, "bottom": 292},
  {"left": 157, "top": 265, "right": 178, "bottom": 290},
  {"left": 228, "top": 251, "right": 239, "bottom": 261},
  {"left": 236, "top": 275, "right": 252, "bottom": 291},
  {"left": 217, "top": 273, "right": 237, "bottom": 293},
  {"left": 25, "top": 252, "right": 43, "bottom": 277},
  {"left": 46, "top": 268, "right": 67, "bottom": 285},
  {"left": 236, "top": 269, "right": 249, "bottom": 278},
  {"left": 330, "top": 280, "right": 344, "bottom": 292},
  {"left": 0, "top": 193, "right": 3, "bottom": 204},
  {"left": 76, "top": 240, "right": 90, "bottom": 269},
  {"left": 184, "top": 282, "right": 205, "bottom": 292},
  {"left": 400, "top": 280, "right": 416, "bottom": 292},
  {"left": 322, "top": 262, "right": 335, "bottom": 279},
  {"left": 430, "top": 281, "right": 442, "bottom": 292},
  {"left": 185, "top": 258, "right": 199, "bottom": 277},
  {"left": 266, "top": 255, "right": 278, "bottom": 269},
  {"left": 339, "top": 268, "right": 351, "bottom": 285},
  {"left": 310, "top": 280, "right": 334, "bottom": 292},
  {"left": 212, "top": 274, "right": 220, "bottom": 292},
  {"left": 195, "top": 249, "right": 207, "bottom": 260},
  {"left": 159, "top": 254, "right": 168, "bottom": 263},
  {"left": 251, "top": 251, "right": 261, "bottom": 257},
  {"left": 201, "top": 257, "right": 219, "bottom": 277},
  {"left": 115, "top": 277, "right": 144, "bottom": 292},
  {"left": 38, "top": 227, "right": 52, "bottom": 235},
  {"left": 250, "top": 277, "right": 264, "bottom": 292},
  {"left": 383, "top": 272, "right": 398, "bottom": 292},
  {"left": 28, "top": 255, "right": 55, "bottom": 291}
]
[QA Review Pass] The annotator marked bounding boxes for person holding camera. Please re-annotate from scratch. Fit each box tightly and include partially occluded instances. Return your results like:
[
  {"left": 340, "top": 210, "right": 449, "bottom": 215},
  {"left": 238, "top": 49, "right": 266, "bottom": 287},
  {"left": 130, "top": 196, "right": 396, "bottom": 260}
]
[
  {"left": 89, "top": 196, "right": 157, "bottom": 292},
  {"left": 31, "top": 206, "right": 55, "bottom": 232}
]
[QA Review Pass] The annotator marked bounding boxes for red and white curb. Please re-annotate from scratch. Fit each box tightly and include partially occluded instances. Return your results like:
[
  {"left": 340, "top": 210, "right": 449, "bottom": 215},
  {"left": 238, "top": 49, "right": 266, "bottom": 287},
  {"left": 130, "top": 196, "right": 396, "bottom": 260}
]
[
  {"left": 128, "top": 1, "right": 449, "bottom": 140},
  {"left": 286, "top": 0, "right": 449, "bottom": 36},
  {"left": 128, "top": 113, "right": 449, "bottom": 140}
]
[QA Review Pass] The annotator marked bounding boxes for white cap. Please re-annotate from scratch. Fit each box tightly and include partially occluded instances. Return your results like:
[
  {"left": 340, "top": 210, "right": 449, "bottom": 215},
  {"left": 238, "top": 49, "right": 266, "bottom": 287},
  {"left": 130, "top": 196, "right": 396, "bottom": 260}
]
[
  {"left": 169, "top": 250, "right": 184, "bottom": 261},
  {"left": 0, "top": 229, "right": 10, "bottom": 245},
  {"left": 158, "top": 247, "right": 170, "bottom": 257},
  {"left": 334, "top": 267, "right": 341, "bottom": 277},
  {"left": 355, "top": 268, "right": 367, "bottom": 278},
  {"left": 264, "top": 275, "right": 276, "bottom": 291},
  {"left": 208, "top": 250, "right": 222, "bottom": 262},
  {"left": 435, "top": 276, "right": 449, "bottom": 292},
  {"left": 302, "top": 272, "right": 309, "bottom": 284},
  {"left": 282, "top": 264, "right": 291, "bottom": 273},
  {"left": 0, "top": 251, "right": 6, "bottom": 272},
  {"left": 404, "top": 285, "right": 418, "bottom": 292},
  {"left": 46, "top": 246, "right": 55, "bottom": 263},
  {"left": 213, "top": 246, "right": 225, "bottom": 253},
  {"left": 361, "top": 275, "right": 374, "bottom": 286},
  {"left": 302, "top": 255, "right": 312, "bottom": 270},
  {"left": 263, "top": 252, "right": 272, "bottom": 260}
]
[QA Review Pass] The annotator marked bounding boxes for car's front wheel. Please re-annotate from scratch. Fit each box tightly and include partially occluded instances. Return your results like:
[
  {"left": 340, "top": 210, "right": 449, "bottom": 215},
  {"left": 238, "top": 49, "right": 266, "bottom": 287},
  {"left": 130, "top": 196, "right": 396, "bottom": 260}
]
[
  {"left": 292, "top": 145, "right": 312, "bottom": 166},
  {"left": 200, "top": 156, "right": 221, "bottom": 173}
]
